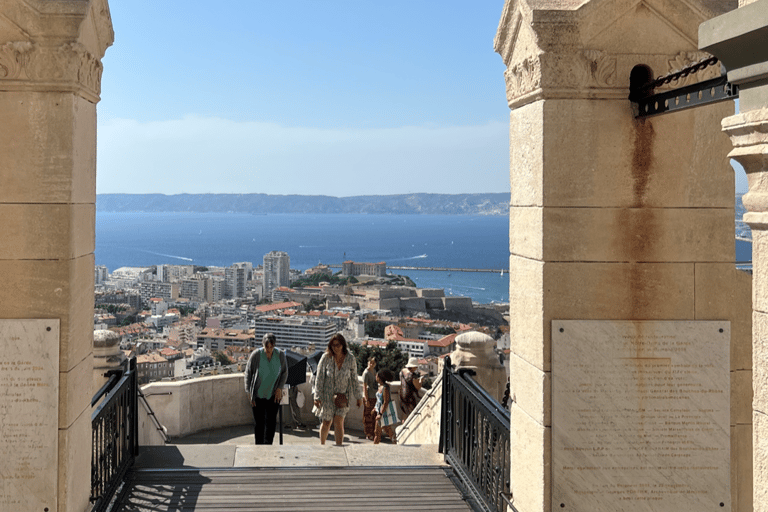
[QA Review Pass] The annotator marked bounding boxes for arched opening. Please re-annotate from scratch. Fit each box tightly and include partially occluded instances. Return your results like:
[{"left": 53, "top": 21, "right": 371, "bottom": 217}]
[{"left": 628, "top": 64, "right": 654, "bottom": 102}]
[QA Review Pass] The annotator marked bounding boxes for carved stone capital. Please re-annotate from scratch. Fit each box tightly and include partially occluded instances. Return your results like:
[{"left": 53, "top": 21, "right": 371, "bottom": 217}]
[
  {"left": 502, "top": 49, "right": 721, "bottom": 108},
  {"left": 723, "top": 108, "right": 768, "bottom": 217},
  {"left": 503, "top": 56, "right": 542, "bottom": 106},
  {"left": 666, "top": 51, "right": 721, "bottom": 87},
  {"left": 0, "top": 41, "right": 103, "bottom": 101}
]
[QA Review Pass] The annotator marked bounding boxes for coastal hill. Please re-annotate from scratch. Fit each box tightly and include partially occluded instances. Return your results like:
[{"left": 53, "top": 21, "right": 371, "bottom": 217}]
[{"left": 96, "top": 193, "right": 510, "bottom": 215}]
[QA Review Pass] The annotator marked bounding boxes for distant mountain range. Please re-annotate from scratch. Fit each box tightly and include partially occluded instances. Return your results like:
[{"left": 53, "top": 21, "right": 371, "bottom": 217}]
[
  {"left": 96, "top": 193, "right": 510, "bottom": 215},
  {"left": 96, "top": 193, "right": 749, "bottom": 221}
]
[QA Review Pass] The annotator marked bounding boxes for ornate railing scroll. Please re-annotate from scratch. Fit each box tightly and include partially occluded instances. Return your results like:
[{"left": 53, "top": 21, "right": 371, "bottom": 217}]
[
  {"left": 440, "top": 356, "right": 513, "bottom": 512},
  {"left": 91, "top": 357, "right": 139, "bottom": 512}
]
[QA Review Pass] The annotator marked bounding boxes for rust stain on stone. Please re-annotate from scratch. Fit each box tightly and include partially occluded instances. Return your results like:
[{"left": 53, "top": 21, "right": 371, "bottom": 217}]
[
  {"left": 631, "top": 119, "right": 654, "bottom": 208},
  {"left": 624, "top": 118, "right": 657, "bottom": 320}
]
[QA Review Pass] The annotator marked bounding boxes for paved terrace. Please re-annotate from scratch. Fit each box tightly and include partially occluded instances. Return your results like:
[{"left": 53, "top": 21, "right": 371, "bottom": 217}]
[{"left": 112, "top": 424, "right": 474, "bottom": 511}]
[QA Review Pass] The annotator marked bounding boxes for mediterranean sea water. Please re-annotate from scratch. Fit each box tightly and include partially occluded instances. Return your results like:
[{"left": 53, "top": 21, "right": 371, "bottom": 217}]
[
  {"left": 96, "top": 212, "right": 752, "bottom": 305},
  {"left": 95, "top": 212, "right": 511, "bottom": 304}
]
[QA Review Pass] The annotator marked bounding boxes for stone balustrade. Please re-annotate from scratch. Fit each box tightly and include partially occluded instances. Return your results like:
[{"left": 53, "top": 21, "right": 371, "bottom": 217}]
[{"left": 141, "top": 372, "right": 407, "bottom": 441}]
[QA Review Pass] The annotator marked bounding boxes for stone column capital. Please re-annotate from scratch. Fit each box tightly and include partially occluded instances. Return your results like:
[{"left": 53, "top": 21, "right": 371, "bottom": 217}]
[
  {"left": 723, "top": 108, "right": 768, "bottom": 217},
  {"left": 0, "top": 0, "right": 114, "bottom": 102},
  {"left": 494, "top": 0, "right": 723, "bottom": 109}
]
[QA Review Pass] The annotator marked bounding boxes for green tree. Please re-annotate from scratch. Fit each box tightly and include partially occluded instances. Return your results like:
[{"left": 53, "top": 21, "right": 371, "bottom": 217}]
[
  {"left": 120, "top": 315, "right": 137, "bottom": 326},
  {"left": 305, "top": 298, "right": 325, "bottom": 311},
  {"left": 426, "top": 326, "right": 455, "bottom": 336},
  {"left": 212, "top": 351, "right": 232, "bottom": 365},
  {"left": 364, "top": 320, "right": 388, "bottom": 338}
]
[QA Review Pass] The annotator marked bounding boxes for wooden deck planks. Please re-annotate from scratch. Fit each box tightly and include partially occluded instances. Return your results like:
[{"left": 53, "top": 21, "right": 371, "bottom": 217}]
[{"left": 116, "top": 467, "right": 473, "bottom": 511}]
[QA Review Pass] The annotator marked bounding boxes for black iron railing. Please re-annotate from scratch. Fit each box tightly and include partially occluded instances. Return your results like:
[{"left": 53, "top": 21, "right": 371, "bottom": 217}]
[
  {"left": 440, "top": 356, "right": 513, "bottom": 512},
  {"left": 91, "top": 357, "right": 139, "bottom": 512}
]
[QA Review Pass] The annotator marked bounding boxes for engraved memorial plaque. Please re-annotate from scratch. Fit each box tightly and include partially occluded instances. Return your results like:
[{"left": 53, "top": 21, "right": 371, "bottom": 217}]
[
  {"left": 552, "top": 320, "right": 730, "bottom": 511},
  {"left": 0, "top": 320, "right": 60, "bottom": 511}
]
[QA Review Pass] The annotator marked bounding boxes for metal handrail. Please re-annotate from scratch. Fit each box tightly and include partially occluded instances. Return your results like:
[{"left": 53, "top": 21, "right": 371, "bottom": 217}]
[
  {"left": 138, "top": 388, "right": 169, "bottom": 444},
  {"left": 440, "top": 356, "right": 512, "bottom": 512},
  {"left": 91, "top": 357, "right": 139, "bottom": 512}
]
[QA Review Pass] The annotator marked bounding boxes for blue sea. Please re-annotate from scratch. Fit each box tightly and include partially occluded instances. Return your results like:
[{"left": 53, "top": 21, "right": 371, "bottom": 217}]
[
  {"left": 96, "top": 212, "right": 752, "bottom": 305},
  {"left": 95, "top": 213, "right": 511, "bottom": 304}
]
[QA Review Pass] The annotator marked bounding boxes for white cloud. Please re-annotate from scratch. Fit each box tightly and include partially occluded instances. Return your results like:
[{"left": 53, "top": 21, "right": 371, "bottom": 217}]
[{"left": 97, "top": 116, "right": 510, "bottom": 196}]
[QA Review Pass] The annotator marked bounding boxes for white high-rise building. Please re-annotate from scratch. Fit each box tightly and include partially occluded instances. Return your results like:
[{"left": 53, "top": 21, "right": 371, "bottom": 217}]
[
  {"left": 225, "top": 265, "right": 246, "bottom": 299},
  {"left": 263, "top": 251, "right": 290, "bottom": 298},
  {"left": 95, "top": 265, "right": 108, "bottom": 285}
]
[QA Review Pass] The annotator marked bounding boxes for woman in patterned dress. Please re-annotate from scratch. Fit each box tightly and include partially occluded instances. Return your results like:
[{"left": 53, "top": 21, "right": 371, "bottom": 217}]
[{"left": 312, "top": 333, "right": 362, "bottom": 445}]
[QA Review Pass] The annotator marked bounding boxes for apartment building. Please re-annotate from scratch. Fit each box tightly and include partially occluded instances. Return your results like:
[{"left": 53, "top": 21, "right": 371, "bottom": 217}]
[
  {"left": 253, "top": 316, "right": 336, "bottom": 352},
  {"left": 95, "top": 291, "right": 142, "bottom": 310},
  {"left": 225, "top": 265, "right": 246, "bottom": 299},
  {"left": 139, "top": 281, "right": 179, "bottom": 306},
  {"left": 95, "top": 265, "right": 108, "bottom": 285},
  {"left": 196, "top": 328, "right": 256, "bottom": 351},
  {"left": 263, "top": 251, "right": 290, "bottom": 298},
  {"left": 136, "top": 353, "right": 173, "bottom": 385}
]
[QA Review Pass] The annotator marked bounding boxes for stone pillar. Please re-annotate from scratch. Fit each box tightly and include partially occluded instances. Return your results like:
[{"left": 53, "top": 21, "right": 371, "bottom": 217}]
[
  {"left": 495, "top": 0, "right": 749, "bottom": 510},
  {"left": 701, "top": 1, "right": 768, "bottom": 508},
  {"left": 93, "top": 329, "right": 125, "bottom": 393},
  {"left": 0, "top": 2, "right": 113, "bottom": 511},
  {"left": 449, "top": 331, "right": 506, "bottom": 402}
]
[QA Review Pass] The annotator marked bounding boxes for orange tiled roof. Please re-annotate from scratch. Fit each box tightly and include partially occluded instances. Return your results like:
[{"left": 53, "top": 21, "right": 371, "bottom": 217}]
[
  {"left": 136, "top": 353, "right": 168, "bottom": 364},
  {"left": 254, "top": 301, "right": 302, "bottom": 313},
  {"left": 428, "top": 333, "right": 457, "bottom": 347}
]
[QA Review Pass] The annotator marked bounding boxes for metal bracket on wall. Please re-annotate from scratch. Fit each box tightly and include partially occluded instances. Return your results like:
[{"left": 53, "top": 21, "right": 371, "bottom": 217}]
[{"left": 633, "top": 75, "right": 739, "bottom": 118}]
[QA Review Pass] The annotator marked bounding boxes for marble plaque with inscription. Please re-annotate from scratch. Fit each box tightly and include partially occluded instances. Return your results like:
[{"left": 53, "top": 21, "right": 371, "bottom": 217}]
[
  {"left": 0, "top": 320, "right": 60, "bottom": 511},
  {"left": 552, "top": 320, "right": 730, "bottom": 511}
]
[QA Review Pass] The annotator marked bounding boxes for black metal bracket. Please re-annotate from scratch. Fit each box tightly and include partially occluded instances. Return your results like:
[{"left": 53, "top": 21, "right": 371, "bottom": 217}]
[{"left": 633, "top": 75, "right": 739, "bottom": 118}]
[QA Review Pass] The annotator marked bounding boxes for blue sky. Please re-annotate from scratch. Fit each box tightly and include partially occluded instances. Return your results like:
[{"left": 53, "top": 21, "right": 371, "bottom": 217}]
[
  {"left": 97, "top": 1, "right": 510, "bottom": 196},
  {"left": 96, "top": 1, "right": 747, "bottom": 196}
]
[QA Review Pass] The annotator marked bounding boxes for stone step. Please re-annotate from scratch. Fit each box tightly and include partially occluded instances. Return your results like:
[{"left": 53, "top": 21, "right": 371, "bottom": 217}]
[{"left": 116, "top": 466, "right": 473, "bottom": 511}]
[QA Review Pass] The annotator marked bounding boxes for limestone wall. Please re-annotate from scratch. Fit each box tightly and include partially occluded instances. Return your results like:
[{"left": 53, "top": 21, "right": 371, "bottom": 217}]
[
  {"left": 496, "top": 0, "right": 750, "bottom": 509},
  {"left": 0, "top": 2, "right": 113, "bottom": 510}
]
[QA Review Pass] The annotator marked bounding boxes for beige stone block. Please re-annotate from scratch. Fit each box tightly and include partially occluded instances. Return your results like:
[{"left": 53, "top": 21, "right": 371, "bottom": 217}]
[
  {"left": 0, "top": 92, "right": 96, "bottom": 204},
  {"left": 544, "top": 262, "right": 694, "bottom": 320},
  {"left": 59, "top": 354, "right": 93, "bottom": 429},
  {"left": 0, "top": 203, "right": 94, "bottom": 259},
  {"left": 510, "top": 404, "right": 550, "bottom": 512},
  {"left": 510, "top": 101, "right": 544, "bottom": 207},
  {"left": 57, "top": 407, "right": 91, "bottom": 512},
  {"left": 0, "top": 254, "right": 94, "bottom": 371},
  {"left": 509, "top": 206, "right": 542, "bottom": 260},
  {"left": 509, "top": 255, "right": 545, "bottom": 370},
  {"left": 510, "top": 260, "right": 695, "bottom": 372},
  {"left": 542, "top": 100, "right": 734, "bottom": 208},
  {"left": 753, "top": 411, "right": 768, "bottom": 510},
  {"left": 732, "top": 423, "right": 753, "bottom": 512},
  {"left": 732, "top": 369, "right": 753, "bottom": 426},
  {"left": 543, "top": 207, "right": 733, "bottom": 262},
  {"left": 753, "top": 311, "right": 768, "bottom": 413},
  {"left": 510, "top": 352, "right": 550, "bottom": 426},
  {"left": 71, "top": 95, "right": 97, "bottom": 203},
  {"left": 695, "top": 263, "right": 752, "bottom": 370},
  {"left": 753, "top": 230, "right": 768, "bottom": 314}
]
